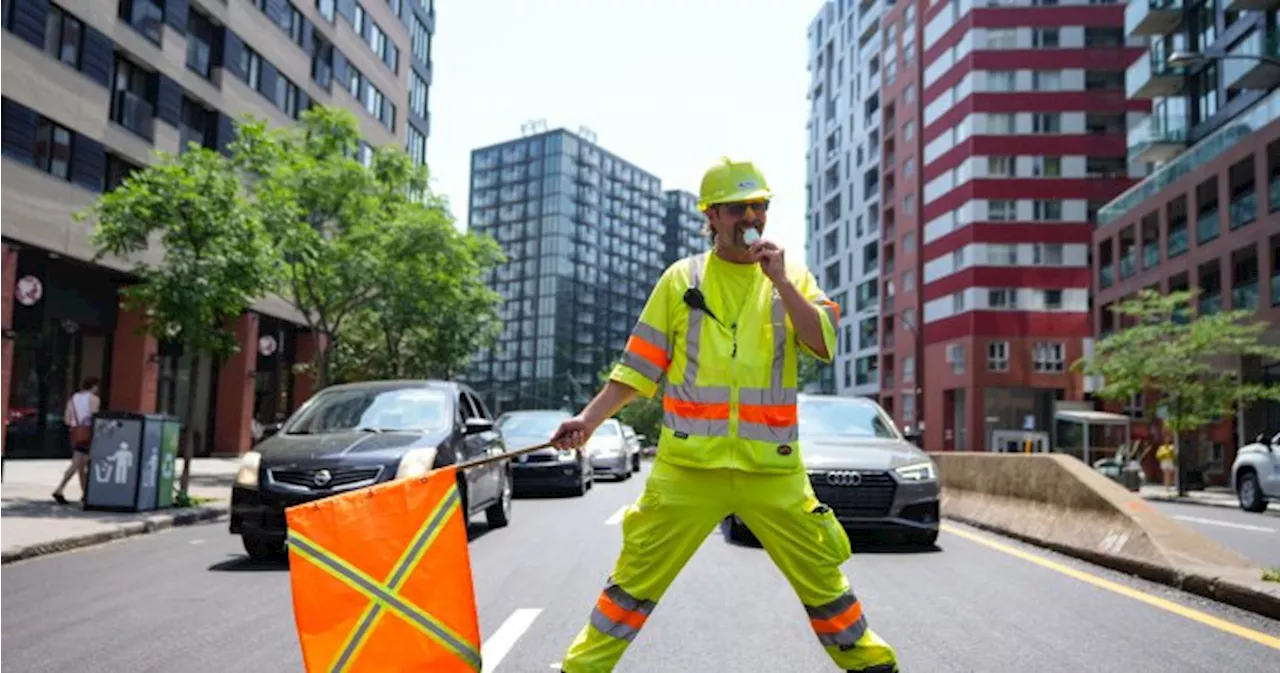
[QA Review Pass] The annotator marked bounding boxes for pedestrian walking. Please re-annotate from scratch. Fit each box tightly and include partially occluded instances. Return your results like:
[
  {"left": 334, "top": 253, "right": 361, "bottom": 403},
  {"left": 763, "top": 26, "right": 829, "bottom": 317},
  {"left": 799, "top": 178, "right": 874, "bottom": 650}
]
[
  {"left": 53, "top": 376, "right": 100, "bottom": 505},
  {"left": 549, "top": 158, "right": 900, "bottom": 672},
  {"left": 1156, "top": 434, "right": 1177, "bottom": 491}
]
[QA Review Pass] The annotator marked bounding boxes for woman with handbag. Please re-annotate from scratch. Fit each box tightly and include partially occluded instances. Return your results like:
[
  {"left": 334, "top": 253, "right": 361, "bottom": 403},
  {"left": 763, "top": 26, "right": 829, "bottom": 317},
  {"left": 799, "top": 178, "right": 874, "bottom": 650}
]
[{"left": 53, "top": 376, "right": 100, "bottom": 506}]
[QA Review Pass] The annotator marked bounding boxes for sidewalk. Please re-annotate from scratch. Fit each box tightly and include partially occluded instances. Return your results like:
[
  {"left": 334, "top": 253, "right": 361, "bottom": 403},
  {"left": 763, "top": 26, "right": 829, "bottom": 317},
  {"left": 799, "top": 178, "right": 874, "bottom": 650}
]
[
  {"left": 1139, "top": 484, "right": 1280, "bottom": 516},
  {"left": 1, "top": 457, "right": 242, "bottom": 563}
]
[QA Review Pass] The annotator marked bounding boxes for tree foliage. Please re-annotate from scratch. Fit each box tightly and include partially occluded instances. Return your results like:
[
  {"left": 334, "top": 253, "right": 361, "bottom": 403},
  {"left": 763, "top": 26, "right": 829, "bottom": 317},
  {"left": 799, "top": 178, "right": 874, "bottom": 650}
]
[
  {"left": 81, "top": 145, "right": 277, "bottom": 498},
  {"left": 231, "top": 106, "right": 503, "bottom": 386},
  {"left": 1073, "top": 288, "right": 1280, "bottom": 488}
]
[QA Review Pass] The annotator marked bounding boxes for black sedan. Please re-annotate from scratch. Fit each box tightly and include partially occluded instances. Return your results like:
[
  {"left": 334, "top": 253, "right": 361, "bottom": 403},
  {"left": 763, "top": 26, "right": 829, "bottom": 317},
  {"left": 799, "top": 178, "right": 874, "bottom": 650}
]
[
  {"left": 229, "top": 380, "right": 513, "bottom": 560},
  {"left": 724, "top": 394, "right": 941, "bottom": 548},
  {"left": 495, "top": 409, "right": 594, "bottom": 496}
]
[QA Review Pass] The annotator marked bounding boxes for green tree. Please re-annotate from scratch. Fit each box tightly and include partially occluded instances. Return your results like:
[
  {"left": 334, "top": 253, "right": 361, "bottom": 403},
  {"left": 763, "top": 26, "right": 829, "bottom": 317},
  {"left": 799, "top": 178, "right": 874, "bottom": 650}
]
[
  {"left": 81, "top": 146, "right": 277, "bottom": 500},
  {"left": 1072, "top": 288, "right": 1280, "bottom": 494},
  {"left": 231, "top": 106, "right": 406, "bottom": 388}
]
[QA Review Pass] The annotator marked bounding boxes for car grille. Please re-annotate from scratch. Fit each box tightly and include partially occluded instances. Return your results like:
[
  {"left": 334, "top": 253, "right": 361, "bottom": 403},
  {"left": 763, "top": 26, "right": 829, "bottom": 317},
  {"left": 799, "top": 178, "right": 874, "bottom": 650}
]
[
  {"left": 268, "top": 466, "right": 384, "bottom": 491},
  {"left": 810, "top": 470, "right": 896, "bottom": 518},
  {"left": 519, "top": 453, "right": 558, "bottom": 463}
]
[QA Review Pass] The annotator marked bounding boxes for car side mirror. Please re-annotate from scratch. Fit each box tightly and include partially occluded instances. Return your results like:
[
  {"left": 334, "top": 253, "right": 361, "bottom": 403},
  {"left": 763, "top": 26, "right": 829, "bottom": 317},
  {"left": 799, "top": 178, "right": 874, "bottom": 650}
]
[
  {"left": 262, "top": 423, "right": 281, "bottom": 439},
  {"left": 464, "top": 418, "right": 494, "bottom": 435},
  {"left": 903, "top": 428, "right": 921, "bottom": 444}
]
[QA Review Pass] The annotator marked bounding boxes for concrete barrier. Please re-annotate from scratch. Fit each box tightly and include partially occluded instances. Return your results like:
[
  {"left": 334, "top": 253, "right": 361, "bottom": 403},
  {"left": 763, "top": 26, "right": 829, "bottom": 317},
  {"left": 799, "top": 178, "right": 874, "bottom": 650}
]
[{"left": 932, "top": 452, "right": 1280, "bottom": 619}]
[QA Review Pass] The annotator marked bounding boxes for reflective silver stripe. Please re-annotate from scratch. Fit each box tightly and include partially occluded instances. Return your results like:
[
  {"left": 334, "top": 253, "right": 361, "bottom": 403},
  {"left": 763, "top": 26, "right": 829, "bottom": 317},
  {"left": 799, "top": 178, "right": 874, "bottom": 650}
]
[
  {"left": 329, "top": 488, "right": 461, "bottom": 673},
  {"left": 663, "top": 383, "right": 731, "bottom": 437},
  {"left": 738, "top": 294, "right": 797, "bottom": 443},
  {"left": 739, "top": 388, "right": 797, "bottom": 405},
  {"left": 589, "top": 581, "right": 657, "bottom": 642},
  {"left": 621, "top": 350, "right": 664, "bottom": 383},
  {"left": 286, "top": 528, "right": 482, "bottom": 671},
  {"left": 665, "top": 384, "right": 731, "bottom": 403},
  {"left": 738, "top": 421, "right": 798, "bottom": 443},
  {"left": 806, "top": 591, "right": 868, "bottom": 649},
  {"left": 684, "top": 254, "right": 707, "bottom": 386},
  {"left": 664, "top": 414, "right": 732, "bottom": 438}
]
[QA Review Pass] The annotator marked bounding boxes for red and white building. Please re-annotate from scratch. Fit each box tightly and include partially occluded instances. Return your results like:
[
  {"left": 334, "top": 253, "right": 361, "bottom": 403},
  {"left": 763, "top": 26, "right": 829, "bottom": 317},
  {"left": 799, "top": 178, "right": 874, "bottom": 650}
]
[{"left": 877, "top": 0, "right": 1147, "bottom": 452}]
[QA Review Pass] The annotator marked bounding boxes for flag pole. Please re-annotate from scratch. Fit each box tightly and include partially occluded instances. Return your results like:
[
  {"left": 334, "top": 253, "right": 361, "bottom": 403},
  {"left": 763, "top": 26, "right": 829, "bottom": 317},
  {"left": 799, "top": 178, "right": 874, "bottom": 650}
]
[{"left": 453, "top": 441, "right": 563, "bottom": 471}]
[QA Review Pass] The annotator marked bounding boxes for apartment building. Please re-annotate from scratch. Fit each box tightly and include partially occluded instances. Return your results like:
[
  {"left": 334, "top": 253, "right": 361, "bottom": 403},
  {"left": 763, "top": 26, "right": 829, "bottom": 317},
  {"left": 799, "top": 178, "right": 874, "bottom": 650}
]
[
  {"left": 1092, "top": 0, "right": 1280, "bottom": 482},
  {"left": 879, "top": 0, "right": 1146, "bottom": 452},
  {"left": 662, "top": 189, "right": 707, "bottom": 267},
  {"left": 1, "top": 0, "right": 432, "bottom": 458},
  {"left": 806, "top": 0, "right": 888, "bottom": 399},
  {"left": 464, "top": 128, "right": 670, "bottom": 413}
]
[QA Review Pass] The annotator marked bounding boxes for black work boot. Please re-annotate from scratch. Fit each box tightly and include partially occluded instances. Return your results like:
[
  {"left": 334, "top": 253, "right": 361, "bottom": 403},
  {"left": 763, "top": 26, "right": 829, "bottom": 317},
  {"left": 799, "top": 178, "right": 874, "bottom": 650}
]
[{"left": 848, "top": 665, "right": 898, "bottom": 673}]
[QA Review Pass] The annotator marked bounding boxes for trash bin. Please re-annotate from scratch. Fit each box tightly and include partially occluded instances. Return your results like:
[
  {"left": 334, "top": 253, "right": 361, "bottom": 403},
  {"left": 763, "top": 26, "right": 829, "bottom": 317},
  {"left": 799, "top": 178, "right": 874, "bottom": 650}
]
[{"left": 84, "top": 412, "right": 183, "bottom": 512}]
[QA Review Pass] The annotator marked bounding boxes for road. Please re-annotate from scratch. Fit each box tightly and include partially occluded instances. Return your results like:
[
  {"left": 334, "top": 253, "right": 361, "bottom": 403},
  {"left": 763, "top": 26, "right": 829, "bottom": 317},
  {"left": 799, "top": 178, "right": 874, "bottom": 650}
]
[
  {"left": 3, "top": 464, "right": 1280, "bottom": 673},
  {"left": 1150, "top": 500, "right": 1280, "bottom": 569}
]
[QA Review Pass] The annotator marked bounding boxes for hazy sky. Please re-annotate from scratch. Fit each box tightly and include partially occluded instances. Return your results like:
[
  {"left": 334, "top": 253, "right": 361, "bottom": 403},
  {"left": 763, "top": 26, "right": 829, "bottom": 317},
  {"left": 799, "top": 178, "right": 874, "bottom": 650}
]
[{"left": 424, "top": 0, "right": 823, "bottom": 261}]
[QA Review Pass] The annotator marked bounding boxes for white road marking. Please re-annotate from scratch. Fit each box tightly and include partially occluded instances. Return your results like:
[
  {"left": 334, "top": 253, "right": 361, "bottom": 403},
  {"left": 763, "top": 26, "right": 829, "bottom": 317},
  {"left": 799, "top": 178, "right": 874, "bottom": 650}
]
[
  {"left": 550, "top": 664, "right": 561, "bottom": 670},
  {"left": 1173, "top": 514, "right": 1276, "bottom": 533},
  {"left": 605, "top": 505, "right": 627, "bottom": 525},
  {"left": 481, "top": 608, "right": 542, "bottom": 673},
  {"left": 189, "top": 539, "right": 205, "bottom": 545}
]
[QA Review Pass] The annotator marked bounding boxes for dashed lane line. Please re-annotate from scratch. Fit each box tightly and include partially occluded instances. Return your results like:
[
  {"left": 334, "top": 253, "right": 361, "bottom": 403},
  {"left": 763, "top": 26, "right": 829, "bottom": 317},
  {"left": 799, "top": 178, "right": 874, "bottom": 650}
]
[
  {"left": 481, "top": 608, "right": 542, "bottom": 673},
  {"left": 605, "top": 506, "right": 627, "bottom": 526},
  {"left": 1172, "top": 514, "right": 1276, "bottom": 533}
]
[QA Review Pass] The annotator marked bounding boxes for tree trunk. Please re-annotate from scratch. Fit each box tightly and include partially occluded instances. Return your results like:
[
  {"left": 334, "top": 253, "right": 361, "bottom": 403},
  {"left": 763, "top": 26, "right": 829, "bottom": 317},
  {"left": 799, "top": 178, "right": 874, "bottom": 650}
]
[{"left": 178, "top": 353, "right": 200, "bottom": 498}]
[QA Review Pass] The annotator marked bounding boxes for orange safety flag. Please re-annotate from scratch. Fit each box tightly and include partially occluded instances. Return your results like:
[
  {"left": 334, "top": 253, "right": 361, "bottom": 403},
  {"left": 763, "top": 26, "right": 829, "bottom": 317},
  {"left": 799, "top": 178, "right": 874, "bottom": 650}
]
[{"left": 284, "top": 464, "right": 482, "bottom": 672}]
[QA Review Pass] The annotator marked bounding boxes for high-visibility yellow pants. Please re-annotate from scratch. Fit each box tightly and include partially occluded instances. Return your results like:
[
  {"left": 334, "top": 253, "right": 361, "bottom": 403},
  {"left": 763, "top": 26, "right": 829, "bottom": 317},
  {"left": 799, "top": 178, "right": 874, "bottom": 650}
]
[{"left": 560, "top": 459, "right": 899, "bottom": 672}]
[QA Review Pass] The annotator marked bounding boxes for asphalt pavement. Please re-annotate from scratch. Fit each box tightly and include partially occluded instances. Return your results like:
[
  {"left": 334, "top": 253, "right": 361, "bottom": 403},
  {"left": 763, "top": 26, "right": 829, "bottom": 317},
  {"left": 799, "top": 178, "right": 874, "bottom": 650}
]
[
  {"left": 1149, "top": 500, "right": 1280, "bottom": 569},
  {"left": 3, "top": 463, "right": 1280, "bottom": 673}
]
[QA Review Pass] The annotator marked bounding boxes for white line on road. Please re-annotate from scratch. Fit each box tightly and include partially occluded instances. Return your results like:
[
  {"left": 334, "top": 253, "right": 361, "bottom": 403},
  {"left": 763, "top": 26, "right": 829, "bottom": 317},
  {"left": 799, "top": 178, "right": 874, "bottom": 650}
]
[
  {"left": 605, "top": 505, "right": 627, "bottom": 525},
  {"left": 481, "top": 608, "right": 542, "bottom": 673},
  {"left": 1173, "top": 514, "right": 1276, "bottom": 533}
]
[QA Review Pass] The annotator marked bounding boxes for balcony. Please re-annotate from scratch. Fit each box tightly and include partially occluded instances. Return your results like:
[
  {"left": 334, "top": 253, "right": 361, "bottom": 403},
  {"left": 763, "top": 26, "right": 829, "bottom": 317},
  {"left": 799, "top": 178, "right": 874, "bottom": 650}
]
[
  {"left": 1232, "top": 282, "right": 1260, "bottom": 311},
  {"left": 111, "top": 90, "right": 155, "bottom": 141},
  {"left": 1125, "top": 0, "right": 1183, "bottom": 38},
  {"left": 1142, "top": 241, "right": 1160, "bottom": 269},
  {"left": 1224, "top": 28, "right": 1280, "bottom": 91},
  {"left": 1099, "top": 87, "right": 1280, "bottom": 226},
  {"left": 1226, "top": 0, "right": 1280, "bottom": 12},
  {"left": 1128, "top": 111, "right": 1188, "bottom": 163},
  {"left": 1127, "top": 50, "right": 1187, "bottom": 99},
  {"left": 1199, "top": 292, "right": 1223, "bottom": 315},
  {"left": 1230, "top": 189, "right": 1257, "bottom": 230},
  {"left": 1197, "top": 207, "right": 1220, "bottom": 243},
  {"left": 1099, "top": 265, "right": 1115, "bottom": 289}
]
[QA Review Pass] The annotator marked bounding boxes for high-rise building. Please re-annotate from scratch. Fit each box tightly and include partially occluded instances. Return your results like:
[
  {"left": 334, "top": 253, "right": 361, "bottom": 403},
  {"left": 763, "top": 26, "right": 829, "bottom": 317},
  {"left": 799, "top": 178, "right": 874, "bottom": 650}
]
[
  {"left": 1, "top": 0, "right": 430, "bottom": 458},
  {"left": 880, "top": 0, "right": 1145, "bottom": 452},
  {"left": 464, "top": 127, "right": 668, "bottom": 414},
  {"left": 805, "top": 0, "right": 886, "bottom": 399},
  {"left": 662, "top": 189, "right": 707, "bottom": 266},
  {"left": 1091, "top": 1, "right": 1280, "bottom": 475}
]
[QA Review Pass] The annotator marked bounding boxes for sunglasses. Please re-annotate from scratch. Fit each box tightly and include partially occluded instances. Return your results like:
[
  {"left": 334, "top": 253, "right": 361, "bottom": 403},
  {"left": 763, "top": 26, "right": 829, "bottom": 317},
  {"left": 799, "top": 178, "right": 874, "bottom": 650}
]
[{"left": 715, "top": 200, "right": 770, "bottom": 217}]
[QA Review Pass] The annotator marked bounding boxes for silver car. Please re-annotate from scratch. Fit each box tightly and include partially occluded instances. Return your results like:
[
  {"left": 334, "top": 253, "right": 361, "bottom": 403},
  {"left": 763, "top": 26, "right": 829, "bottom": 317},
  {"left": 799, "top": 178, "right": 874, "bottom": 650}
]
[
  {"left": 724, "top": 394, "right": 941, "bottom": 547},
  {"left": 587, "top": 418, "right": 634, "bottom": 480}
]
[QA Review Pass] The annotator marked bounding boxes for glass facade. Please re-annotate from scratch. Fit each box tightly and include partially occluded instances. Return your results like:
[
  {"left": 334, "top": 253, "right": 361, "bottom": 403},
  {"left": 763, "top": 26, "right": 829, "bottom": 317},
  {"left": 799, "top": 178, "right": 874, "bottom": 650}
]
[
  {"left": 465, "top": 129, "right": 668, "bottom": 414},
  {"left": 662, "top": 189, "right": 707, "bottom": 266}
]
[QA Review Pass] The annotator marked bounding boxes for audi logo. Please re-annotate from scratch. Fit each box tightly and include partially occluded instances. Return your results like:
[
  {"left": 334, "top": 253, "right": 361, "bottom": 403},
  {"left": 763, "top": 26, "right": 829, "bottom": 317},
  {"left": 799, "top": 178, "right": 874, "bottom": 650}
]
[{"left": 825, "top": 470, "right": 863, "bottom": 487}]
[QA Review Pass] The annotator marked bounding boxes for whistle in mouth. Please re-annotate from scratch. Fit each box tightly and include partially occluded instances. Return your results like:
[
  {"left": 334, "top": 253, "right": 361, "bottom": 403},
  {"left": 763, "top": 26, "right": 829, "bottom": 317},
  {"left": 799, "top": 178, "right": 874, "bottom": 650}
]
[{"left": 742, "top": 228, "right": 761, "bottom": 245}]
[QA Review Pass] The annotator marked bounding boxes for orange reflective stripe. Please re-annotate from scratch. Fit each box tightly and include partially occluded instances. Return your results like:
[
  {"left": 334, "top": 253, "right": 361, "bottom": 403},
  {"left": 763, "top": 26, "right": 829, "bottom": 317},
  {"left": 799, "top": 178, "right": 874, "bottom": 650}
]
[
  {"left": 596, "top": 593, "right": 648, "bottom": 631},
  {"left": 805, "top": 591, "right": 868, "bottom": 649},
  {"left": 662, "top": 396, "right": 730, "bottom": 420},
  {"left": 590, "top": 581, "right": 657, "bottom": 642},
  {"left": 285, "top": 465, "right": 482, "bottom": 672},
  {"left": 818, "top": 298, "right": 840, "bottom": 324},
  {"left": 626, "top": 334, "right": 670, "bottom": 370},
  {"left": 738, "top": 404, "right": 797, "bottom": 427}
]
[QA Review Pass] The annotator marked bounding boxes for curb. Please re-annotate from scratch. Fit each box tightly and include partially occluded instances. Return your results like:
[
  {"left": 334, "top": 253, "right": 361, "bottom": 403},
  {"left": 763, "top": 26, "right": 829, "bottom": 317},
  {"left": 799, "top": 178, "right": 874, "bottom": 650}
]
[
  {"left": 943, "top": 513, "right": 1280, "bottom": 621},
  {"left": 0, "top": 504, "right": 229, "bottom": 565},
  {"left": 1141, "top": 493, "right": 1280, "bottom": 517}
]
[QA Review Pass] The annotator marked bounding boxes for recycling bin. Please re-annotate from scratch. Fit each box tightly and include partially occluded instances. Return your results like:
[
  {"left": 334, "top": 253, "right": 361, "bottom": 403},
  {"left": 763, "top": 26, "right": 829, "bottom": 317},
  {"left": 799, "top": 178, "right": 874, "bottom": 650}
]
[{"left": 84, "top": 412, "right": 183, "bottom": 512}]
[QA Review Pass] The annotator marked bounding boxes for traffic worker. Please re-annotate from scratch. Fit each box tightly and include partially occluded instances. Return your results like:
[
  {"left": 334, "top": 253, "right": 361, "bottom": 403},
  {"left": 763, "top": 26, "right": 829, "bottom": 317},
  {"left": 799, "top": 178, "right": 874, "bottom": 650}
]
[{"left": 549, "top": 158, "right": 901, "bottom": 672}]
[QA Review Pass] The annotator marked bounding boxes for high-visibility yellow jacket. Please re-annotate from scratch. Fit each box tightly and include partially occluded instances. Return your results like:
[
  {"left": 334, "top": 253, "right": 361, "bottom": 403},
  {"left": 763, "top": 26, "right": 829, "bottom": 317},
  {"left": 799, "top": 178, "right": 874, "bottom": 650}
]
[{"left": 609, "top": 251, "right": 839, "bottom": 474}]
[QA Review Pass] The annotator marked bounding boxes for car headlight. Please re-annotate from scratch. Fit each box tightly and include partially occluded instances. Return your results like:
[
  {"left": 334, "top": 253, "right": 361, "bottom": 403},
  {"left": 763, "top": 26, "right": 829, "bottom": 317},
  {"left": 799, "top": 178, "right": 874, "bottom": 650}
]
[
  {"left": 895, "top": 461, "right": 937, "bottom": 482},
  {"left": 557, "top": 449, "right": 577, "bottom": 462},
  {"left": 396, "top": 448, "right": 440, "bottom": 480},
  {"left": 235, "top": 451, "right": 262, "bottom": 489}
]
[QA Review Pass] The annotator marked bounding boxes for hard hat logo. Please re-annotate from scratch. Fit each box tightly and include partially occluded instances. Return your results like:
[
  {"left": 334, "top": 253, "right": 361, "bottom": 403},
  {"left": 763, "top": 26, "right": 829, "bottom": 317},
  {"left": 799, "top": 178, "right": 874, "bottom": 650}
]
[{"left": 697, "top": 158, "right": 774, "bottom": 211}]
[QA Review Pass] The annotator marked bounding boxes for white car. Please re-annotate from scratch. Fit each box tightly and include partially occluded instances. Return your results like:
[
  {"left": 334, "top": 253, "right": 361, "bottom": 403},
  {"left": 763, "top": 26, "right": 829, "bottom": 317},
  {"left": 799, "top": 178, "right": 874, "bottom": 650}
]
[
  {"left": 621, "top": 423, "right": 643, "bottom": 473},
  {"left": 1231, "top": 431, "right": 1280, "bottom": 512},
  {"left": 587, "top": 419, "right": 633, "bottom": 480}
]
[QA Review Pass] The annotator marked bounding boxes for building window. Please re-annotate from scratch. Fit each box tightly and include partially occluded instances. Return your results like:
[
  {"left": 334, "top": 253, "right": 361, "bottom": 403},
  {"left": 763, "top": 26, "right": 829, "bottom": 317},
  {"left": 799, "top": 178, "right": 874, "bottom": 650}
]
[
  {"left": 317, "top": 0, "right": 335, "bottom": 21},
  {"left": 947, "top": 343, "right": 965, "bottom": 374},
  {"left": 276, "top": 74, "right": 299, "bottom": 118},
  {"left": 111, "top": 55, "right": 156, "bottom": 140},
  {"left": 1033, "top": 243, "right": 1064, "bottom": 265},
  {"left": 988, "top": 199, "right": 1016, "bottom": 221},
  {"left": 44, "top": 5, "right": 82, "bottom": 68},
  {"left": 1033, "top": 113, "right": 1061, "bottom": 133},
  {"left": 988, "top": 71, "right": 1016, "bottom": 91},
  {"left": 1033, "top": 156, "right": 1062, "bottom": 177},
  {"left": 990, "top": 243, "right": 1017, "bottom": 265},
  {"left": 119, "top": 0, "right": 163, "bottom": 45},
  {"left": 988, "top": 156, "right": 1014, "bottom": 176},
  {"left": 407, "top": 126, "right": 427, "bottom": 167},
  {"left": 1032, "top": 28, "right": 1059, "bottom": 48},
  {"left": 988, "top": 288, "right": 1018, "bottom": 309},
  {"left": 311, "top": 38, "right": 334, "bottom": 88},
  {"left": 987, "top": 341, "right": 1008, "bottom": 371},
  {"left": 1033, "top": 200, "right": 1063, "bottom": 221},
  {"left": 411, "top": 14, "right": 430, "bottom": 64},
  {"left": 1043, "top": 289, "right": 1064, "bottom": 310},
  {"left": 410, "top": 70, "right": 428, "bottom": 118},
  {"left": 34, "top": 117, "right": 73, "bottom": 180},
  {"left": 241, "top": 46, "right": 262, "bottom": 91},
  {"left": 186, "top": 9, "right": 215, "bottom": 79},
  {"left": 346, "top": 65, "right": 362, "bottom": 99},
  {"left": 1032, "top": 342, "right": 1065, "bottom": 372},
  {"left": 179, "top": 96, "right": 215, "bottom": 150}
]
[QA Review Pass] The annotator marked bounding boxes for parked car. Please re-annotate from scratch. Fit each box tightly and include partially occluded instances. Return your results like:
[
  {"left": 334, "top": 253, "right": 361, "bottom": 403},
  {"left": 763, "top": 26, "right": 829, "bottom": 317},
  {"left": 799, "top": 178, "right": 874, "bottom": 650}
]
[
  {"left": 1232, "top": 431, "right": 1280, "bottom": 512},
  {"left": 724, "top": 394, "right": 941, "bottom": 548},
  {"left": 621, "top": 423, "right": 643, "bottom": 473},
  {"left": 495, "top": 409, "right": 593, "bottom": 496},
  {"left": 229, "top": 380, "right": 513, "bottom": 560},
  {"left": 587, "top": 418, "right": 633, "bottom": 480}
]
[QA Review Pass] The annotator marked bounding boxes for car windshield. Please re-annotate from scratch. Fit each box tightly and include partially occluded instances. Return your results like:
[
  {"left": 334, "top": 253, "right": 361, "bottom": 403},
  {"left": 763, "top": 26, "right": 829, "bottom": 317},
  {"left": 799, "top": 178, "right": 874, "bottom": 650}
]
[
  {"left": 495, "top": 412, "right": 569, "bottom": 438},
  {"left": 595, "top": 420, "right": 620, "bottom": 437},
  {"left": 284, "top": 387, "right": 451, "bottom": 434},
  {"left": 799, "top": 398, "right": 898, "bottom": 439}
]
